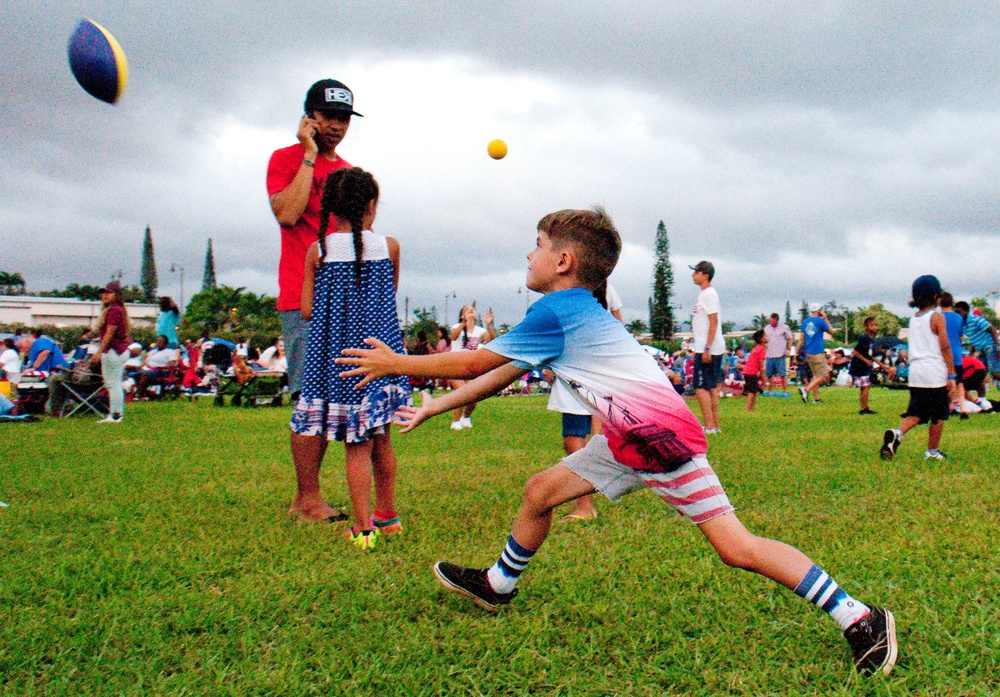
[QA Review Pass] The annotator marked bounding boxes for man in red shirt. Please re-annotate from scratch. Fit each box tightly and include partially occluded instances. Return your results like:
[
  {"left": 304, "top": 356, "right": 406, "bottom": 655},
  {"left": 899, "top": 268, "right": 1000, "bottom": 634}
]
[{"left": 266, "top": 79, "right": 360, "bottom": 398}]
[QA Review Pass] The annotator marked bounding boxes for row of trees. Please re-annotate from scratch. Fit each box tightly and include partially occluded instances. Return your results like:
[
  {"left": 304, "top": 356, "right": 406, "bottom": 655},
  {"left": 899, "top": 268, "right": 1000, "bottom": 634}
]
[
  {"left": 1, "top": 227, "right": 220, "bottom": 304},
  {"left": 140, "top": 226, "right": 218, "bottom": 303}
]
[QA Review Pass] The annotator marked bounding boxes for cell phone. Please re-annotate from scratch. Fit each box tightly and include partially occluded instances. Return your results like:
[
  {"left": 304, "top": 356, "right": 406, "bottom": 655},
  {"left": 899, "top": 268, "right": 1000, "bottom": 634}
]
[{"left": 303, "top": 113, "right": 318, "bottom": 138}]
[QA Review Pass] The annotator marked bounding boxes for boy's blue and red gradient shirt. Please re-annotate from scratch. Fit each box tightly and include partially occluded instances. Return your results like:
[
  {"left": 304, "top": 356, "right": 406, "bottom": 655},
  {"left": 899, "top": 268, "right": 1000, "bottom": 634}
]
[{"left": 487, "top": 288, "right": 708, "bottom": 472}]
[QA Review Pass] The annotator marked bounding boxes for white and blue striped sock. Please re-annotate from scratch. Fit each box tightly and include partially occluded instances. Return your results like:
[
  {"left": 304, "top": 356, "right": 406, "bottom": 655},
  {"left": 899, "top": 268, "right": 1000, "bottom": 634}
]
[
  {"left": 793, "top": 564, "right": 870, "bottom": 630},
  {"left": 486, "top": 534, "right": 536, "bottom": 594}
]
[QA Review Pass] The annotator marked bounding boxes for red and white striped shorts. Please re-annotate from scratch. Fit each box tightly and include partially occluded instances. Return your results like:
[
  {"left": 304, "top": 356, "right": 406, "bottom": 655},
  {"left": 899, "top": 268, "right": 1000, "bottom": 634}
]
[{"left": 561, "top": 435, "right": 734, "bottom": 524}]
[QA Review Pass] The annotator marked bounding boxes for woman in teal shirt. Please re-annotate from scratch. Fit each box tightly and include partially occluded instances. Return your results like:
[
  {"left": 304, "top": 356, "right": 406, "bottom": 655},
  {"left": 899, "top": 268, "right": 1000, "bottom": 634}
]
[{"left": 157, "top": 297, "right": 181, "bottom": 348}]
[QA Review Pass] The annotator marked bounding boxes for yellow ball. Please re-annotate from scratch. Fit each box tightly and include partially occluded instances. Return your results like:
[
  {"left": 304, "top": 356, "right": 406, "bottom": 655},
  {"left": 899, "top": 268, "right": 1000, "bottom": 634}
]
[{"left": 487, "top": 139, "right": 507, "bottom": 160}]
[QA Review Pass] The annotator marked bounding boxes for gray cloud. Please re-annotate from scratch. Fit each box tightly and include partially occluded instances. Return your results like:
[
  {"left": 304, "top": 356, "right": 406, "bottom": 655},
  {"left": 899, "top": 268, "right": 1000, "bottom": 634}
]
[{"left": 2, "top": 1, "right": 998, "bottom": 328}]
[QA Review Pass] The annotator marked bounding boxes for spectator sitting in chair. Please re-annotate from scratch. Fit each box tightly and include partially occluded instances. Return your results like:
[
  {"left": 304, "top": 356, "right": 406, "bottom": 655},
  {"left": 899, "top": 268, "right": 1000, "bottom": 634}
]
[
  {"left": 26, "top": 328, "right": 69, "bottom": 374},
  {"left": 1, "top": 337, "right": 22, "bottom": 388},
  {"left": 135, "top": 335, "right": 179, "bottom": 399},
  {"left": 254, "top": 337, "right": 287, "bottom": 373}
]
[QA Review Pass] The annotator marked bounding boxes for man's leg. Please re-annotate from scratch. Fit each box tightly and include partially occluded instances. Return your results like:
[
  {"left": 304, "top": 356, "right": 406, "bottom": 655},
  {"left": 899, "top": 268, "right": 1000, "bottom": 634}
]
[
  {"left": 927, "top": 419, "right": 944, "bottom": 451},
  {"left": 280, "top": 310, "right": 309, "bottom": 397},
  {"left": 859, "top": 384, "right": 870, "bottom": 411},
  {"left": 695, "top": 388, "right": 716, "bottom": 430}
]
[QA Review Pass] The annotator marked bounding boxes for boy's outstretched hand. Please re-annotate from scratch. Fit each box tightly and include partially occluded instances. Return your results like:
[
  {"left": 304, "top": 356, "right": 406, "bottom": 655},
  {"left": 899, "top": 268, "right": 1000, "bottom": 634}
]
[
  {"left": 394, "top": 391, "right": 435, "bottom": 433},
  {"left": 337, "top": 337, "right": 398, "bottom": 389}
]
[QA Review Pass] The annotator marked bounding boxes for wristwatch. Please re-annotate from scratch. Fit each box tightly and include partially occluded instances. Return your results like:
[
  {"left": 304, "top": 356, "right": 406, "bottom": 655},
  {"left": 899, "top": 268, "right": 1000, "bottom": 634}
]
[{"left": 302, "top": 158, "right": 315, "bottom": 167}]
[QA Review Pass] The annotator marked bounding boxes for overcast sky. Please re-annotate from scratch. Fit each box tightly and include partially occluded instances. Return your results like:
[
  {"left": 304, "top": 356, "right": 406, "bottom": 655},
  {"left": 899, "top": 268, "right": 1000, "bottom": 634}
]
[{"left": 2, "top": 1, "right": 998, "bottom": 327}]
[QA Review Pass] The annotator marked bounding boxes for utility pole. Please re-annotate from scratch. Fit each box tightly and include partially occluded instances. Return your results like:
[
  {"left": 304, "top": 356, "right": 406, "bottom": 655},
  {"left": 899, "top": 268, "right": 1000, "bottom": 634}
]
[{"left": 170, "top": 264, "right": 186, "bottom": 310}]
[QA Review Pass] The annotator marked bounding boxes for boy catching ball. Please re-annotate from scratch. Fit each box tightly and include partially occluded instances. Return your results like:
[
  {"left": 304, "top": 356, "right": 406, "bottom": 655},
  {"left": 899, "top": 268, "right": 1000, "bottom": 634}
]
[{"left": 338, "top": 208, "right": 897, "bottom": 675}]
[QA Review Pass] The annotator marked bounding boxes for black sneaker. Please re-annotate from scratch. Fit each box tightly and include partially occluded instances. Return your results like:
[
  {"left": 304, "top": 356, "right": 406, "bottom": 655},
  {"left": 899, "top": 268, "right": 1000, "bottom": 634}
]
[
  {"left": 844, "top": 606, "right": 897, "bottom": 675},
  {"left": 432, "top": 561, "right": 517, "bottom": 612},
  {"left": 880, "top": 429, "right": 900, "bottom": 460},
  {"left": 859, "top": 408, "right": 877, "bottom": 415}
]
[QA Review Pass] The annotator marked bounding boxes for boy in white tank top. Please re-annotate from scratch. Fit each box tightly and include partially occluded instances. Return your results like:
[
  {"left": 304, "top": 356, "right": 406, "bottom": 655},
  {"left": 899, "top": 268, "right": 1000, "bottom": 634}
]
[{"left": 880, "top": 275, "right": 953, "bottom": 461}]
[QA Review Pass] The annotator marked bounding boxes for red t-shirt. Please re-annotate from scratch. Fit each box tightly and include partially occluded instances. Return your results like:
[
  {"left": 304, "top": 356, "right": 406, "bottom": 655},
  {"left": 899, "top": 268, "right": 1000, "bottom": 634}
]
[
  {"left": 961, "top": 354, "right": 986, "bottom": 380},
  {"left": 743, "top": 343, "right": 766, "bottom": 376},
  {"left": 266, "top": 144, "right": 352, "bottom": 311},
  {"left": 100, "top": 304, "right": 131, "bottom": 355}
]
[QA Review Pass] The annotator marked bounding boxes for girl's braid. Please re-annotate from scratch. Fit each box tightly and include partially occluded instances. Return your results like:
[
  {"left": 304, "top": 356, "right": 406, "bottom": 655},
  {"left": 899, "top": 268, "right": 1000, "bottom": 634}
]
[{"left": 317, "top": 168, "right": 380, "bottom": 285}]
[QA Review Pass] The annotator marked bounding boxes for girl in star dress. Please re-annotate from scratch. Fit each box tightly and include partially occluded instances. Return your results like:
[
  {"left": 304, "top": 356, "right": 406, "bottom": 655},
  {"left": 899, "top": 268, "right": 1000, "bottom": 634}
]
[{"left": 289, "top": 167, "right": 411, "bottom": 549}]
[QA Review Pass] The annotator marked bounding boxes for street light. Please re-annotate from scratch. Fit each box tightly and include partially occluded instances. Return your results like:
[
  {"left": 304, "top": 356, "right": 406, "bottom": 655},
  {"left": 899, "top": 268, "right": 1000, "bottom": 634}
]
[
  {"left": 518, "top": 287, "right": 531, "bottom": 315},
  {"left": 170, "top": 264, "right": 185, "bottom": 310},
  {"left": 444, "top": 292, "right": 456, "bottom": 323}
]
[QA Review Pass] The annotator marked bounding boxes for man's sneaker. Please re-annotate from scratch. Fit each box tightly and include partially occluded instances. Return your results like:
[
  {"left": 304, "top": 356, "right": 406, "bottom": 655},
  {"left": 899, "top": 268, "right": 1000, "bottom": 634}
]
[
  {"left": 880, "top": 429, "right": 901, "bottom": 460},
  {"left": 844, "top": 606, "right": 897, "bottom": 675},
  {"left": 99, "top": 414, "right": 123, "bottom": 423},
  {"left": 924, "top": 449, "right": 946, "bottom": 460},
  {"left": 450, "top": 420, "right": 464, "bottom": 431},
  {"left": 799, "top": 386, "right": 808, "bottom": 403},
  {"left": 460, "top": 416, "right": 473, "bottom": 429},
  {"left": 432, "top": 561, "right": 517, "bottom": 612},
  {"left": 859, "top": 408, "right": 877, "bottom": 415},
  {"left": 348, "top": 527, "right": 380, "bottom": 550}
]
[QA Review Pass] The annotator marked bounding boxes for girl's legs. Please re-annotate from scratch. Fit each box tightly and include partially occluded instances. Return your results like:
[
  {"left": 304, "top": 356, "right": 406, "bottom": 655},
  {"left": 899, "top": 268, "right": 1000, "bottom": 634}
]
[
  {"left": 345, "top": 439, "right": 376, "bottom": 531},
  {"left": 289, "top": 433, "right": 342, "bottom": 520},
  {"left": 371, "top": 431, "right": 399, "bottom": 524},
  {"left": 450, "top": 379, "right": 466, "bottom": 425}
]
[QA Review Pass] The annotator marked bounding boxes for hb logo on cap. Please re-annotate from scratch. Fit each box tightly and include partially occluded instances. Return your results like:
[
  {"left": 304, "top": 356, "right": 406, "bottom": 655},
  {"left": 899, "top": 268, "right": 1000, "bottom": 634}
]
[{"left": 325, "top": 87, "right": 352, "bottom": 105}]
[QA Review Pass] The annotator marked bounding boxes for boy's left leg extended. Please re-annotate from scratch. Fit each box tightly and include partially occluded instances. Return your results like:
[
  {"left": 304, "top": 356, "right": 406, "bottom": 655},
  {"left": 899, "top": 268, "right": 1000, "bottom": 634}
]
[
  {"left": 433, "top": 462, "right": 596, "bottom": 612},
  {"left": 698, "top": 512, "right": 897, "bottom": 675}
]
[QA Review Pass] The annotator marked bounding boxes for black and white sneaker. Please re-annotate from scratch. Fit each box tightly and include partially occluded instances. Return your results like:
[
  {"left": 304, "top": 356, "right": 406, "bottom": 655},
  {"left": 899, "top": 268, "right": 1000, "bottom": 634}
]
[
  {"left": 880, "top": 429, "right": 900, "bottom": 460},
  {"left": 844, "top": 606, "right": 897, "bottom": 675},
  {"left": 432, "top": 561, "right": 517, "bottom": 612},
  {"left": 799, "top": 386, "right": 808, "bottom": 403}
]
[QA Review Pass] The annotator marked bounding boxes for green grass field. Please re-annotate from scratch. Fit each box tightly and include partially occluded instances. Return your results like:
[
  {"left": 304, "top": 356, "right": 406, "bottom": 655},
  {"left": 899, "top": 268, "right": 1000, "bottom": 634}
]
[{"left": 2, "top": 387, "right": 999, "bottom": 696}]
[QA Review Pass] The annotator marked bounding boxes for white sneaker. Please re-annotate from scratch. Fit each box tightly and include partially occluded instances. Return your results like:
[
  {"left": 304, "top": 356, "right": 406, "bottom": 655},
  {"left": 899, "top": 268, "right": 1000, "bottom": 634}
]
[
  {"left": 99, "top": 414, "right": 122, "bottom": 424},
  {"left": 460, "top": 416, "right": 473, "bottom": 429},
  {"left": 450, "top": 420, "right": 464, "bottom": 431}
]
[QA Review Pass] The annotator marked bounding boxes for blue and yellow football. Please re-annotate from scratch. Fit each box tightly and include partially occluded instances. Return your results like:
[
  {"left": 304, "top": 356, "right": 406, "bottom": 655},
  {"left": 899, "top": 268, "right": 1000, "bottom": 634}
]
[{"left": 67, "top": 18, "right": 128, "bottom": 105}]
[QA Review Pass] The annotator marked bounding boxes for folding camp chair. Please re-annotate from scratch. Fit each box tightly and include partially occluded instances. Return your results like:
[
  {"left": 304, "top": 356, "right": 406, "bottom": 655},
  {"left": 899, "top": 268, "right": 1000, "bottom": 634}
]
[{"left": 57, "top": 365, "right": 109, "bottom": 418}]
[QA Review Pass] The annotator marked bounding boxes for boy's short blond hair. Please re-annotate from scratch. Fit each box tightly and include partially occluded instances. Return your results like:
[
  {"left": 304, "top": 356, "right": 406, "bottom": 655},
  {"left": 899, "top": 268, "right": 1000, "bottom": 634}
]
[{"left": 537, "top": 207, "right": 621, "bottom": 290}]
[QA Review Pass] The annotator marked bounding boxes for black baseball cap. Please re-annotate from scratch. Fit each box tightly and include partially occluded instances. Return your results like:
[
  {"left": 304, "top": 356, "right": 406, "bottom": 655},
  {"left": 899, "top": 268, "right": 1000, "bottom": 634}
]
[
  {"left": 689, "top": 260, "right": 715, "bottom": 280},
  {"left": 304, "top": 79, "right": 363, "bottom": 117},
  {"left": 911, "top": 274, "right": 941, "bottom": 299}
]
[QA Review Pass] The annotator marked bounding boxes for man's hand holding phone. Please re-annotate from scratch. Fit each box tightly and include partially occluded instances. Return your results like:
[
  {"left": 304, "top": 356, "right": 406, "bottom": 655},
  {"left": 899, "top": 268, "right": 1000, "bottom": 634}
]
[{"left": 297, "top": 114, "right": 319, "bottom": 157}]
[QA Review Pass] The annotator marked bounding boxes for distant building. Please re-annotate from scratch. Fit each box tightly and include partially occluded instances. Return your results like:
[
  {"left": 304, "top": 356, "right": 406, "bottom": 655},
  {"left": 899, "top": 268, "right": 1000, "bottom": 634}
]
[{"left": 0, "top": 296, "right": 158, "bottom": 329}]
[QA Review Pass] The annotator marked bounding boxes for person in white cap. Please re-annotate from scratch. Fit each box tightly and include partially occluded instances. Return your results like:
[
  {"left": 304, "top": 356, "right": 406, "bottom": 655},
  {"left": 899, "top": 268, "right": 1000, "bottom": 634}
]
[{"left": 797, "top": 303, "right": 833, "bottom": 403}]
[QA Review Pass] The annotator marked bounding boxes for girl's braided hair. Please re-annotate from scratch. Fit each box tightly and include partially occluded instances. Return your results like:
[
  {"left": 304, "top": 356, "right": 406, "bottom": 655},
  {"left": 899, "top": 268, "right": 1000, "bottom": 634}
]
[{"left": 317, "top": 167, "right": 380, "bottom": 285}]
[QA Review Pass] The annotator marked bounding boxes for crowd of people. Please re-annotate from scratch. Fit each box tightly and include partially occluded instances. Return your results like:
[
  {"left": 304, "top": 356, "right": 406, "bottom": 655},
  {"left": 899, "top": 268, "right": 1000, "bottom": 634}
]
[{"left": 0, "top": 290, "right": 289, "bottom": 420}]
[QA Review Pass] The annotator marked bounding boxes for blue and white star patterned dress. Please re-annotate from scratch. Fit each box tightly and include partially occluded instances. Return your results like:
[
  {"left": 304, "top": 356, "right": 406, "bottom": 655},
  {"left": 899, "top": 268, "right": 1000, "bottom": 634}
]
[{"left": 290, "top": 231, "right": 411, "bottom": 442}]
